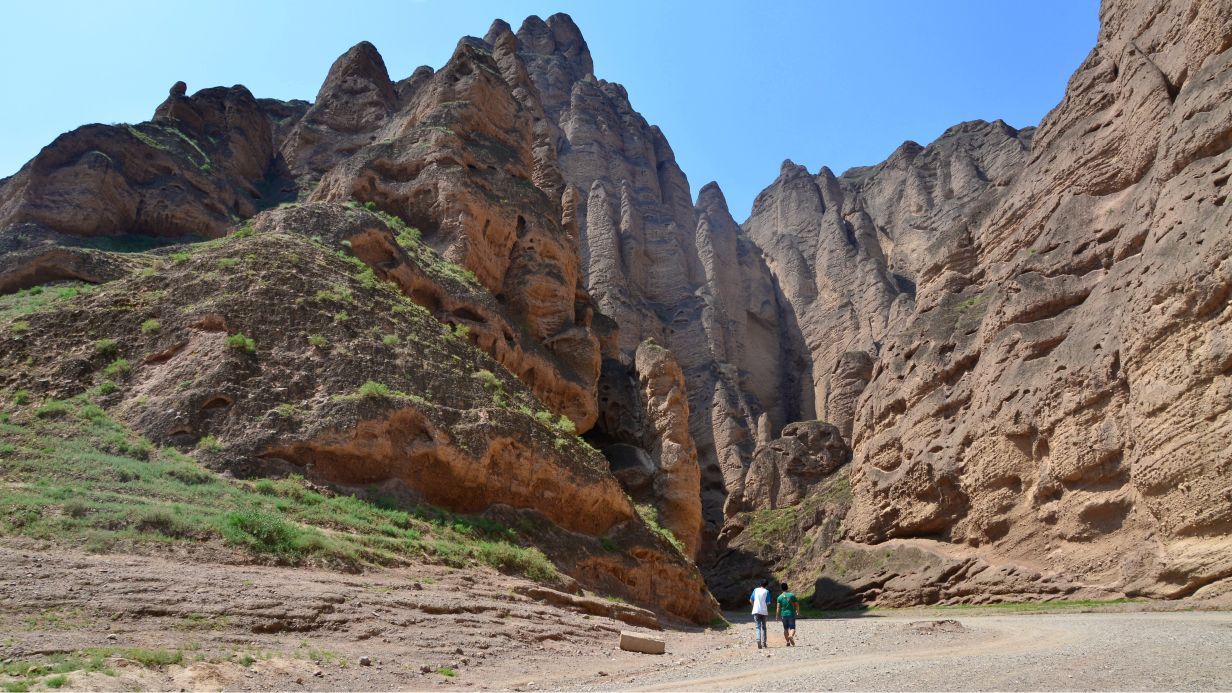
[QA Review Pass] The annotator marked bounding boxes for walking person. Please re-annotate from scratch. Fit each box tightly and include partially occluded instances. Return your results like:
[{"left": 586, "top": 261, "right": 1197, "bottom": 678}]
[
  {"left": 749, "top": 578, "right": 771, "bottom": 649},
  {"left": 776, "top": 582, "right": 799, "bottom": 646}
]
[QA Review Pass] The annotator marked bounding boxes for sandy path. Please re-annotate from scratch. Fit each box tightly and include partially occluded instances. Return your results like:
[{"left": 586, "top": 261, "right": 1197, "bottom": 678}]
[
  {"left": 569, "top": 611, "right": 1232, "bottom": 692},
  {"left": 3, "top": 541, "right": 1231, "bottom": 691},
  {"left": 630, "top": 619, "right": 1065, "bottom": 691}
]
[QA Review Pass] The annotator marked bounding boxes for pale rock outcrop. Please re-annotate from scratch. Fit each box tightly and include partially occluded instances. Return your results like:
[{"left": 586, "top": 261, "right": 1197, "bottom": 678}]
[
  {"left": 634, "top": 340, "right": 703, "bottom": 559},
  {"left": 516, "top": 16, "right": 781, "bottom": 545},
  {"left": 743, "top": 421, "right": 850, "bottom": 510}
]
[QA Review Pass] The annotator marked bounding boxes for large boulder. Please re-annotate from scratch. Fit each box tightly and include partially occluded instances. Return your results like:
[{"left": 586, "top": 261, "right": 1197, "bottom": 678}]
[{"left": 743, "top": 421, "right": 850, "bottom": 510}]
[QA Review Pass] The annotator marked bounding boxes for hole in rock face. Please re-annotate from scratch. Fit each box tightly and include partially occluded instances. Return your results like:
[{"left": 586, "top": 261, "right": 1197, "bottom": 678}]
[
  {"left": 450, "top": 306, "right": 484, "bottom": 323},
  {"left": 410, "top": 287, "right": 442, "bottom": 313},
  {"left": 200, "top": 395, "right": 233, "bottom": 411}
]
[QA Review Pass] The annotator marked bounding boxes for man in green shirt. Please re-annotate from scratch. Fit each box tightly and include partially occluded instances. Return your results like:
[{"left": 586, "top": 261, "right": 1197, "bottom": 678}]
[{"left": 775, "top": 582, "right": 799, "bottom": 646}]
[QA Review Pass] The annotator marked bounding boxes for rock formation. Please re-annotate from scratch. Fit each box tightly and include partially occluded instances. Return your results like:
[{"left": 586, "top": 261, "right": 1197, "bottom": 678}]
[
  {"left": 742, "top": 0, "right": 1232, "bottom": 604},
  {"left": 2, "top": 0, "right": 1230, "bottom": 611},
  {"left": 633, "top": 340, "right": 703, "bottom": 558},
  {"left": 743, "top": 421, "right": 850, "bottom": 511}
]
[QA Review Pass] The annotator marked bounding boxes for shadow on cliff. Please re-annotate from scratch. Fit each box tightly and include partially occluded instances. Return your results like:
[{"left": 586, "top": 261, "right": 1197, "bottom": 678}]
[{"left": 702, "top": 546, "right": 874, "bottom": 621}]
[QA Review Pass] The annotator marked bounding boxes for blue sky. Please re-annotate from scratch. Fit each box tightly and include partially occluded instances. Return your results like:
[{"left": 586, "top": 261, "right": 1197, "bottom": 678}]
[{"left": 0, "top": 1, "right": 1099, "bottom": 220}]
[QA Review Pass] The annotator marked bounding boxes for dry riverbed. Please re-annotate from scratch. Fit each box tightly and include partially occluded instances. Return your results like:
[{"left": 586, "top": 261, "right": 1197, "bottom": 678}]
[{"left": 2, "top": 541, "right": 1230, "bottom": 692}]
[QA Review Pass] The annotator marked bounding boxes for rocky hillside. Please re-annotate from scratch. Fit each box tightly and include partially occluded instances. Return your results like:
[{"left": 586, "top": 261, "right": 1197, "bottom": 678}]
[{"left": 2, "top": 0, "right": 1230, "bottom": 613}]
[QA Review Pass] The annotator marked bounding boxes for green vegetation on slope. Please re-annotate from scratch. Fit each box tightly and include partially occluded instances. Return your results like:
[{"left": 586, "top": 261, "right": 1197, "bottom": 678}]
[{"left": 0, "top": 393, "right": 560, "bottom": 585}]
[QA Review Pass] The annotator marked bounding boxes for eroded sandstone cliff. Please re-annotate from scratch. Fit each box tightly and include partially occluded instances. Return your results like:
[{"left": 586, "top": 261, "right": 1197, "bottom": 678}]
[
  {"left": 736, "top": 0, "right": 1232, "bottom": 605},
  {"left": 1, "top": 0, "right": 1229, "bottom": 611}
]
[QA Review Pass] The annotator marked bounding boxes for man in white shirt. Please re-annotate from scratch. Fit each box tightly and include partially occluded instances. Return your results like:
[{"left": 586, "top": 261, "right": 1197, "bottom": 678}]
[{"left": 749, "top": 578, "right": 771, "bottom": 649}]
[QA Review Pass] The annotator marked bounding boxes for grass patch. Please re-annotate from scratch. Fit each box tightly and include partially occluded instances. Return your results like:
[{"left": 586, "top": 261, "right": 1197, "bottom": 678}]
[
  {"left": 743, "top": 505, "right": 799, "bottom": 547},
  {"left": 635, "top": 504, "right": 686, "bottom": 555},
  {"left": 307, "top": 334, "right": 328, "bottom": 348},
  {"left": 94, "top": 338, "right": 118, "bottom": 356},
  {"left": 140, "top": 319, "right": 161, "bottom": 335},
  {"left": 922, "top": 598, "right": 1145, "bottom": 613},
  {"left": 33, "top": 399, "right": 71, "bottom": 419},
  {"left": 196, "top": 435, "right": 223, "bottom": 452},
  {"left": 437, "top": 667, "right": 457, "bottom": 677},
  {"left": 0, "top": 393, "right": 564, "bottom": 583},
  {"left": 332, "top": 380, "right": 425, "bottom": 405},
  {"left": 102, "top": 358, "right": 131, "bottom": 378}
]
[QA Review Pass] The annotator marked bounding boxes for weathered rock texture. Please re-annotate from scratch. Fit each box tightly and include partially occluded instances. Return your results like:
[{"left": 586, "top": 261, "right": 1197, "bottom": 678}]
[
  {"left": 3, "top": 0, "right": 1231, "bottom": 609},
  {"left": 741, "top": 0, "right": 1232, "bottom": 604},
  {"left": 633, "top": 340, "right": 703, "bottom": 559},
  {"left": 743, "top": 421, "right": 850, "bottom": 511},
  {"left": 512, "top": 16, "right": 803, "bottom": 551},
  {"left": 0, "top": 215, "right": 718, "bottom": 623}
]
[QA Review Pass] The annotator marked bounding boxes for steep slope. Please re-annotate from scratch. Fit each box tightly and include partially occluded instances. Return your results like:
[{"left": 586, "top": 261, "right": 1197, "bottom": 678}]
[{"left": 0, "top": 23, "right": 723, "bottom": 623}]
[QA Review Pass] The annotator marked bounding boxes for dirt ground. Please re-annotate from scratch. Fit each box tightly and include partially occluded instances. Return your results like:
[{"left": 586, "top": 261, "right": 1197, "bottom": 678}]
[{"left": 2, "top": 540, "right": 1230, "bottom": 692}]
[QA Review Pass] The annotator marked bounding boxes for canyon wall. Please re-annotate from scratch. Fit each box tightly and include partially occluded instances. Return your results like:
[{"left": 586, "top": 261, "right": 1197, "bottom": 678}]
[{"left": 1, "top": 0, "right": 1229, "bottom": 608}]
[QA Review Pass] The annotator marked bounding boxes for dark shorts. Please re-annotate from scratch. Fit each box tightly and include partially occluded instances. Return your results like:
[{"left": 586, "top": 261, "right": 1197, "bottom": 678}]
[{"left": 781, "top": 616, "right": 796, "bottom": 630}]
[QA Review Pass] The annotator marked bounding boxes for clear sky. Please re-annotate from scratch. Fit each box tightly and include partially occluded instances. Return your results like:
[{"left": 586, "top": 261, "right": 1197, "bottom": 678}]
[{"left": 0, "top": 1, "right": 1099, "bottom": 221}]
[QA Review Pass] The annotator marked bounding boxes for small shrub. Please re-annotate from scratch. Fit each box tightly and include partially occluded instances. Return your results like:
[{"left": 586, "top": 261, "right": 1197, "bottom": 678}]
[
  {"left": 79, "top": 403, "right": 109, "bottom": 424},
  {"left": 163, "top": 466, "right": 214, "bottom": 485},
  {"left": 221, "top": 508, "right": 302, "bottom": 558},
  {"left": 63, "top": 499, "right": 91, "bottom": 519},
  {"left": 395, "top": 228, "right": 421, "bottom": 247},
  {"left": 476, "top": 542, "right": 560, "bottom": 583},
  {"left": 356, "top": 380, "right": 393, "bottom": 398},
  {"left": 134, "top": 507, "right": 194, "bottom": 538},
  {"left": 382, "top": 334, "right": 400, "bottom": 346},
  {"left": 170, "top": 251, "right": 192, "bottom": 264},
  {"left": 94, "top": 338, "right": 118, "bottom": 355},
  {"left": 44, "top": 675, "right": 68, "bottom": 689},
  {"left": 9, "top": 320, "right": 29, "bottom": 333},
  {"left": 333, "top": 311, "right": 350, "bottom": 323},
  {"left": 315, "top": 286, "right": 352, "bottom": 303},
  {"left": 117, "top": 648, "right": 183, "bottom": 667},
  {"left": 217, "top": 257, "right": 241, "bottom": 269},
  {"left": 451, "top": 323, "right": 470, "bottom": 340},
  {"left": 437, "top": 667, "right": 457, "bottom": 677},
  {"left": 225, "top": 334, "right": 256, "bottom": 353},
  {"left": 472, "top": 369, "right": 501, "bottom": 391},
  {"left": 534, "top": 410, "right": 554, "bottom": 426},
  {"left": 103, "top": 358, "right": 131, "bottom": 378},
  {"left": 94, "top": 381, "right": 119, "bottom": 396},
  {"left": 140, "top": 319, "right": 161, "bottom": 335},
  {"left": 12, "top": 389, "right": 30, "bottom": 405},
  {"left": 232, "top": 226, "right": 254, "bottom": 239},
  {"left": 555, "top": 415, "right": 576, "bottom": 435},
  {"left": 196, "top": 435, "right": 223, "bottom": 452},
  {"left": 363, "top": 200, "right": 379, "bottom": 211},
  {"left": 34, "top": 399, "right": 71, "bottom": 419},
  {"left": 307, "top": 334, "right": 328, "bottom": 348}
]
